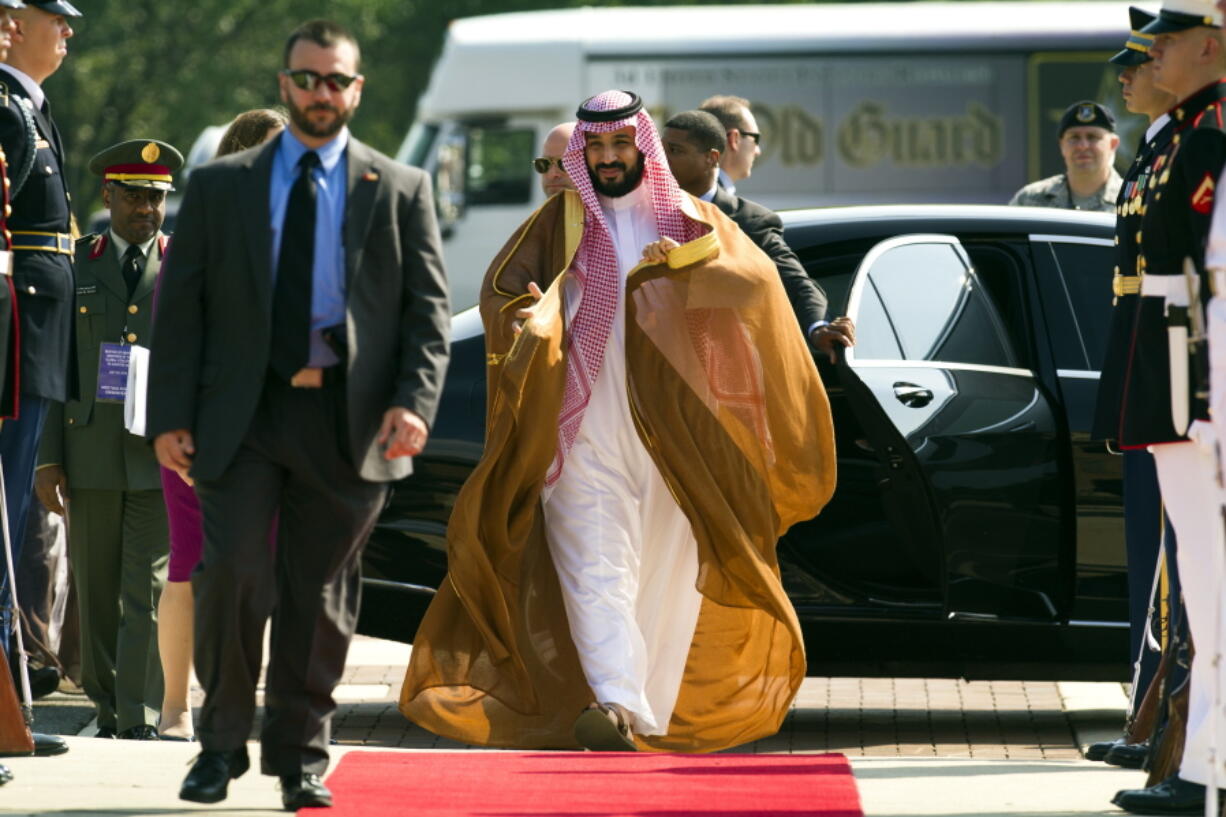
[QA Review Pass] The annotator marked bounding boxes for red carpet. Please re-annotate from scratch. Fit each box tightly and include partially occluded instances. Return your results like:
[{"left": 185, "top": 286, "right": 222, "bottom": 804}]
[{"left": 303, "top": 751, "right": 862, "bottom": 816}]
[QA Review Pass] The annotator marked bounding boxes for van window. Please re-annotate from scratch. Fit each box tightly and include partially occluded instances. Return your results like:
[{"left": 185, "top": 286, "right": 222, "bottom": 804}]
[{"left": 465, "top": 126, "right": 534, "bottom": 206}]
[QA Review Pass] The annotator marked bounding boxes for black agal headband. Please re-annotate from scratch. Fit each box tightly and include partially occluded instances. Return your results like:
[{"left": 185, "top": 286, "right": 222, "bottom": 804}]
[{"left": 576, "top": 91, "right": 644, "bottom": 123}]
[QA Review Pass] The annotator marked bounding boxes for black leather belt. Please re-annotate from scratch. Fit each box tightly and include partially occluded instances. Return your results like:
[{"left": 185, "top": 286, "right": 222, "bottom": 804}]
[{"left": 10, "top": 231, "right": 73, "bottom": 255}]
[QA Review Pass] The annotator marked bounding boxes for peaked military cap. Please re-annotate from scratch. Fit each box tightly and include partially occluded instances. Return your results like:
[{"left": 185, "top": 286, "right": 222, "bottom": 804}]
[
  {"left": 1058, "top": 100, "right": 1117, "bottom": 137},
  {"left": 0, "top": 1, "right": 25, "bottom": 10},
  {"left": 1111, "top": 7, "right": 1158, "bottom": 65},
  {"left": 1142, "top": 0, "right": 1221, "bottom": 33},
  {"left": 88, "top": 139, "right": 183, "bottom": 191},
  {"left": 22, "top": 0, "right": 81, "bottom": 15}
]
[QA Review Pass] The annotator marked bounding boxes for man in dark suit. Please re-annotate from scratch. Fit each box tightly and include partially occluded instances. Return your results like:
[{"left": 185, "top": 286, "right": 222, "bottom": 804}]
[
  {"left": 0, "top": 0, "right": 79, "bottom": 711},
  {"left": 147, "top": 19, "right": 449, "bottom": 810},
  {"left": 662, "top": 110, "right": 854, "bottom": 359}
]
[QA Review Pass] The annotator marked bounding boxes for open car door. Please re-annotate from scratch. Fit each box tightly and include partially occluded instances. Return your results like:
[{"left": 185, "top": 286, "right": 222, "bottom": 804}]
[{"left": 831, "top": 234, "right": 1065, "bottom": 622}]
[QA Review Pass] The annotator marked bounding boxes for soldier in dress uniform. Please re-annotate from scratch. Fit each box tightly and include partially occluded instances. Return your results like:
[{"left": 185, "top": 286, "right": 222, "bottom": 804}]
[
  {"left": 1085, "top": 5, "right": 1181, "bottom": 773},
  {"left": 1109, "top": 1, "right": 1226, "bottom": 812},
  {"left": 0, "top": 0, "right": 80, "bottom": 687},
  {"left": 34, "top": 140, "right": 182, "bottom": 741},
  {"left": 0, "top": 0, "right": 29, "bottom": 784},
  {"left": 1009, "top": 100, "right": 1123, "bottom": 210},
  {"left": 0, "top": 0, "right": 73, "bottom": 762}
]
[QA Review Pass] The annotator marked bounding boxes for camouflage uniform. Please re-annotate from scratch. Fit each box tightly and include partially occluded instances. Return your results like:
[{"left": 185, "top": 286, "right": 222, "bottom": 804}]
[{"left": 1008, "top": 170, "right": 1123, "bottom": 212}]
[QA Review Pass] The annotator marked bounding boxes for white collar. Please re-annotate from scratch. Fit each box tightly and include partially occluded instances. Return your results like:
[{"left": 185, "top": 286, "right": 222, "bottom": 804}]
[
  {"left": 699, "top": 181, "right": 718, "bottom": 202},
  {"left": 1146, "top": 113, "right": 1171, "bottom": 144},
  {"left": 109, "top": 229, "right": 157, "bottom": 261},
  {"left": 3, "top": 64, "right": 44, "bottom": 111},
  {"left": 717, "top": 168, "right": 736, "bottom": 196},
  {"left": 598, "top": 180, "right": 649, "bottom": 212}
]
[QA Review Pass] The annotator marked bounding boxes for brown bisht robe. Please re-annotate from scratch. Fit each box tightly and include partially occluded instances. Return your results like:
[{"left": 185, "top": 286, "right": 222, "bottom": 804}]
[{"left": 399, "top": 190, "right": 836, "bottom": 751}]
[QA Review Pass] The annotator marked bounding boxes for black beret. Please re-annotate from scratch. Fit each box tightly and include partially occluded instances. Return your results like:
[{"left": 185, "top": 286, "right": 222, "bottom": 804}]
[{"left": 1058, "top": 101, "right": 1116, "bottom": 137}]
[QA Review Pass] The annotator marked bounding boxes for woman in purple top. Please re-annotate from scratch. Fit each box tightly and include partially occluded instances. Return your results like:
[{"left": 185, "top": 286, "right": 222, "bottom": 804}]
[{"left": 155, "top": 109, "right": 287, "bottom": 740}]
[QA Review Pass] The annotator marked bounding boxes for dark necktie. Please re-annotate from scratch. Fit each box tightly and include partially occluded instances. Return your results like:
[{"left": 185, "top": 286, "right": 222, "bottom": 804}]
[
  {"left": 270, "top": 151, "right": 320, "bottom": 380},
  {"left": 121, "top": 244, "right": 143, "bottom": 299}
]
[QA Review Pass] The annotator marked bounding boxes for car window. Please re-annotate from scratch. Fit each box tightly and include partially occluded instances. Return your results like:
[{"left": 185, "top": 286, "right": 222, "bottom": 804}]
[
  {"left": 857, "top": 241, "right": 1018, "bottom": 368},
  {"left": 1044, "top": 241, "right": 1115, "bottom": 370}
]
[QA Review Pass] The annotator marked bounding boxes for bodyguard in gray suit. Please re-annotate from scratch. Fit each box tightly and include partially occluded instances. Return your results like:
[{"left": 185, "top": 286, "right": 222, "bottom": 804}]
[{"left": 146, "top": 19, "right": 449, "bottom": 811}]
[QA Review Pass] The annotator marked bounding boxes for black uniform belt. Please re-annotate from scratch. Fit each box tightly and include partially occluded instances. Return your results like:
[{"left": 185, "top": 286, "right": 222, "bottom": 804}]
[
  {"left": 10, "top": 231, "right": 73, "bottom": 255},
  {"left": 1112, "top": 273, "right": 1141, "bottom": 297}
]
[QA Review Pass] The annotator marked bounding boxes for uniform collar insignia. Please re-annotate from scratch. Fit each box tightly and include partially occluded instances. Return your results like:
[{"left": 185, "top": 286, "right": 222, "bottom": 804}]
[{"left": 88, "top": 234, "right": 108, "bottom": 260}]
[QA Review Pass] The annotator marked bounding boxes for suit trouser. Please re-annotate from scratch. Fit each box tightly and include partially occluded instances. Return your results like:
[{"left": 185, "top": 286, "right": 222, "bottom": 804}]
[
  {"left": 0, "top": 395, "right": 48, "bottom": 655},
  {"left": 1152, "top": 438, "right": 1225, "bottom": 787},
  {"left": 1123, "top": 449, "right": 1180, "bottom": 706},
  {"left": 67, "top": 488, "right": 168, "bottom": 731},
  {"left": 193, "top": 374, "right": 386, "bottom": 776}
]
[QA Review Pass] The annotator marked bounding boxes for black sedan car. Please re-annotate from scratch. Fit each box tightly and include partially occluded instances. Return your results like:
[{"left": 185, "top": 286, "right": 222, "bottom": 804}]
[{"left": 358, "top": 204, "right": 1128, "bottom": 682}]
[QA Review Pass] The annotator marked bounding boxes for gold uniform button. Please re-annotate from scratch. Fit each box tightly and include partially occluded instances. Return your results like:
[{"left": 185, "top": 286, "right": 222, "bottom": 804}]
[
  {"left": 1136, "top": 230, "right": 1142, "bottom": 244},
  {"left": 67, "top": 418, "right": 74, "bottom": 425},
  {"left": 4, "top": 205, "right": 10, "bottom": 218},
  {"left": 25, "top": 285, "right": 34, "bottom": 295},
  {"left": 126, "top": 332, "right": 137, "bottom": 343},
  {"left": 78, "top": 306, "right": 87, "bottom": 314},
  {"left": 127, "top": 304, "right": 138, "bottom": 314},
  {"left": 1114, "top": 236, "right": 1120, "bottom": 246}
]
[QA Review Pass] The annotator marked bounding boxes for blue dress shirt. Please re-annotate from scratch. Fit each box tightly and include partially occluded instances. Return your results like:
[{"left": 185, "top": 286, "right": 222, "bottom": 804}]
[{"left": 269, "top": 128, "right": 348, "bottom": 367}]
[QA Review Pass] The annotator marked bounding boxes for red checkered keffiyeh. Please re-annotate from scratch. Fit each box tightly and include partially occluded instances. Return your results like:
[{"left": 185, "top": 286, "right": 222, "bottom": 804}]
[{"left": 547, "top": 90, "right": 702, "bottom": 486}]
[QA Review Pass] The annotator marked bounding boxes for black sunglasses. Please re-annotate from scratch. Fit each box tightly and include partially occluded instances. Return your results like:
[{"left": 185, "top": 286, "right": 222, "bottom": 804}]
[
  {"left": 281, "top": 69, "right": 361, "bottom": 93},
  {"left": 533, "top": 157, "right": 564, "bottom": 174},
  {"left": 734, "top": 129, "right": 761, "bottom": 146}
]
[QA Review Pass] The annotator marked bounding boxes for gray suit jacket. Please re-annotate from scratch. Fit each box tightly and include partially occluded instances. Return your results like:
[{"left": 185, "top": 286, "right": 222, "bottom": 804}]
[{"left": 146, "top": 136, "right": 450, "bottom": 483}]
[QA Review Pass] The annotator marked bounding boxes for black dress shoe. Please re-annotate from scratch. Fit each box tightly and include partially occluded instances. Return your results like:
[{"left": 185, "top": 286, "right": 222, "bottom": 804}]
[
  {"left": 1113, "top": 775, "right": 1205, "bottom": 814},
  {"left": 0, "top": 732, "right": 69, "bottom": 757},
  {"left": 1104, "top": 740, "right": 1148, "bottom": 769},
  {"left": 32, "top": 732, "right": 68, "bottom": 756},
  {"left": 179, "top": 747, "right": 250, "bottom": 804},
  {"left": 95, "top": 726, "right": 117, "bottom": 739},
  {"left": 281, "top": 773, "right": 333, "bottom": 810},
  {"left": 118, "top": 725, "right": 160, "bottom": 740},
  {"left": 1085, "top": 737, "right": 1121, "bottom": 761}
]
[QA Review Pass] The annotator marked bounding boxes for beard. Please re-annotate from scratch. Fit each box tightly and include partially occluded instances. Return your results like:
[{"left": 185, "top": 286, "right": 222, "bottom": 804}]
[
  {"left": 588, "top": 155, "right": 645, "bottom": 197},
  {"left": 287, "top": 96, "right": 353, "bottom": 139}
]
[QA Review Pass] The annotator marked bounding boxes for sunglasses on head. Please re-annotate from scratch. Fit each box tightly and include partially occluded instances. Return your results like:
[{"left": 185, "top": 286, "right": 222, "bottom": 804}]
[
  {"left": 533, "top": 157, "right": 565, "bottom": 174},
  {"left": 281, "top": 69, "right": 360, "bottom": 93}
]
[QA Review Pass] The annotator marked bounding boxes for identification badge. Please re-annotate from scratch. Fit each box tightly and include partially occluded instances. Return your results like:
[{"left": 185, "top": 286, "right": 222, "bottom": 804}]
[{"left": 96, "top": 342, "right": 131, "bottom": 403}]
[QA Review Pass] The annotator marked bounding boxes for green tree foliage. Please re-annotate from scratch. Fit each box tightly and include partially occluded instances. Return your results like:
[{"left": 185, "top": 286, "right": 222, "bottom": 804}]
[{"left": 46, "top": 0, "right": 805, "bottom": 219}]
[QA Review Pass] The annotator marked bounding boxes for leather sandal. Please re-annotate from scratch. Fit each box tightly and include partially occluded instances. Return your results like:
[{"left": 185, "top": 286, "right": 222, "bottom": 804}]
[{"left": 574, "top": 702, "right": 637, "bottom": 751}]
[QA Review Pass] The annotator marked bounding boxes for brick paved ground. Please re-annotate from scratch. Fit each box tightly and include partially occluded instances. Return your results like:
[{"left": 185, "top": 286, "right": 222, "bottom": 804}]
[{"left": 324, "top": 664, "right": 1088, "bottom": 761}]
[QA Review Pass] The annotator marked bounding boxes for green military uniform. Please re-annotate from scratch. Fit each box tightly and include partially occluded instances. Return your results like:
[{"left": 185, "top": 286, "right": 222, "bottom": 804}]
[
  {"left": 1008, "top": 169, "right": 1124, "bottom": 211},
  {"left": 38, "top": 230, "right": 169, "bottom": 734},
  {"left": 37, "top": 139, "right": 181, "bottom": 736}
]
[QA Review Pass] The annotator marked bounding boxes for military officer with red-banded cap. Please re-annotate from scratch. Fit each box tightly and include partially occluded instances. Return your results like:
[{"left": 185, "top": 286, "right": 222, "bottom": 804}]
[
  {"left": 1110, "top": 0, "right": 1226, "bottom": 812},
  {"left": 36, "top": 139, "right": 182, "bottom": 742}
]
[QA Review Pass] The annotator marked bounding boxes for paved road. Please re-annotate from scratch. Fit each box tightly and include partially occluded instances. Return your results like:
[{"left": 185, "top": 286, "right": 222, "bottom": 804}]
[{"left": 1, "top": 636, "right": 1151, "bottom": 817}]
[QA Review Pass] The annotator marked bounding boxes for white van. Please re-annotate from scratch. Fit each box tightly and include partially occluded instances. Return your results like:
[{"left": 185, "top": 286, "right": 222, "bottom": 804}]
[{"left": 397, "top": 2, "right": 1133, "bottom": 311}]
